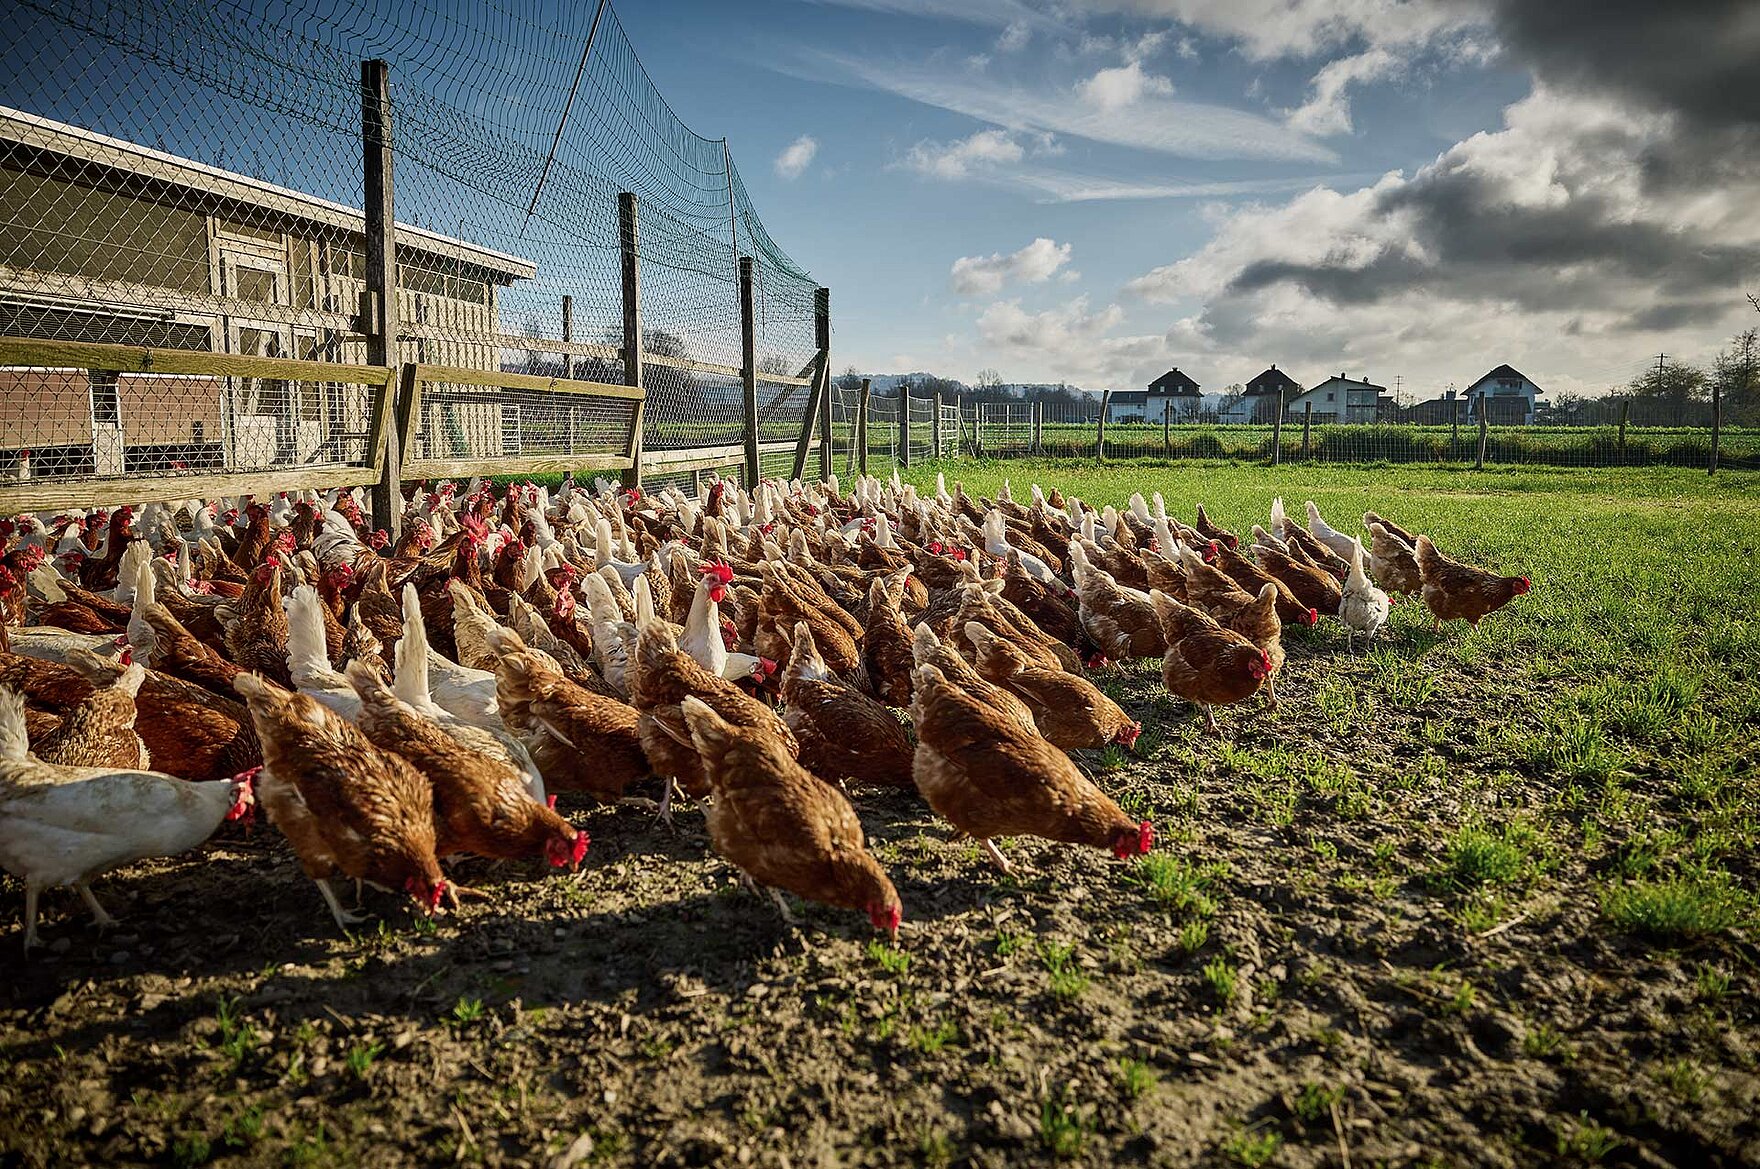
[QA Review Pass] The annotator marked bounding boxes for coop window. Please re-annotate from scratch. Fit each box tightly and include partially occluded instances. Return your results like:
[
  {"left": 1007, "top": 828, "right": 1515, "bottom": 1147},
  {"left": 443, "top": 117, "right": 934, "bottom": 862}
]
[
  {"left": 89, "top": 371, "right": 121, "bottom": 426},
  {"left": 501, "top": 404, "right": 521, "bottom": 455}
]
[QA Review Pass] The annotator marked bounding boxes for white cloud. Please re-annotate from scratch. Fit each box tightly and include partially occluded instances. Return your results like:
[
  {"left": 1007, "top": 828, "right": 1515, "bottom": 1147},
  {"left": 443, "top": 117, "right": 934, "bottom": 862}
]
[
  {"left": 774, "top": 134, "right": 818, "bottom": 180},
  {"left": 1284, "top": 47, "right": 1399, "bottom": 136},
  {"left": 1076, "top": 60, "right": 1176, "bottom": 110},
  {"left": 804, "top": 51, "right": 1337, "bottom": 162},
  {"left": 997, "top": 19, "right": 1032, "bottom": 51},
  {"left": 900, "top": 129, "right": 1030, "bottom": 179},
  {"left": 951, "top": 237, "right": 1073, "bottom": 294}
]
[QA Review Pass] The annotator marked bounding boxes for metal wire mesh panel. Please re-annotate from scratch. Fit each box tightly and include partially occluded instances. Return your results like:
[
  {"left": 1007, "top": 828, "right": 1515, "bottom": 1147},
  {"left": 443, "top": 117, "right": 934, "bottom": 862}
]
[
  {"left": 1, "top": 0, "right": 821, "bottom": 492},
  {"left": 405, "top": 382, "right": 635, "bottom": 476},
  {"left": 866, "top": 394, "right": 900, "bottom": 473}
]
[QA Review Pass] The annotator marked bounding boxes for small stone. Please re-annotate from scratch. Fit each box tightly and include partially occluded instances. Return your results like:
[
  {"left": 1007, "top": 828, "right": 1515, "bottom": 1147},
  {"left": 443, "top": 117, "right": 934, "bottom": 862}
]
[
  {"left": 137, "top": 993, "right": 167, "bottom": 1011},
  {"left": 603, "top": 1088, "right": 618, "bottom": 1105},
  {"left": 109, "top": 951, "right": 131, "bottom": 965},
  {"left": 1187, "top": 1052, "right": 1214, "bottom": 1066},
  {"left": 66, "top": 1107, "right": 87, "bottom": 1127},
  {"left": 549, "top": 1132, "right": 594, "bottom": 1169},
  {"left": 746, "top": 983, "right": 769, "bottom": 999},
  {"left": 309, "top": 1056, "right": 329, "bottom": 1077},
  {"left": 392, "top": 1031, "right": 414, "bottom": 1050},
  {"left": 492, "top": 959, "right": 515, "bottom": 972}
]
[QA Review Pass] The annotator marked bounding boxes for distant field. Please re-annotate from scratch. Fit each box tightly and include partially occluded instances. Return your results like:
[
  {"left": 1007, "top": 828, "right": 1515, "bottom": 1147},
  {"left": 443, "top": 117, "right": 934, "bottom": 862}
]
[{"left": 2, "top": 461, "right": 1755, "bottom": 1168}]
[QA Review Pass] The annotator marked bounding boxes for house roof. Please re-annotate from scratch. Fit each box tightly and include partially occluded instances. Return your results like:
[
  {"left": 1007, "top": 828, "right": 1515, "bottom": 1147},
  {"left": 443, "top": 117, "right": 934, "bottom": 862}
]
[
  {"left": 1465, "top": 364, "right": 1540, "bottom": 395},
  {"left": 1245, "top": 365, "right": 1300, "bottom": 395},
  {"left": 1148, "top": 368, "right": 1200, "bottom": 395},
  {"left": 1298, "top": 374, "right": 1387, "bottom": 396},
  {"left": 0, "top": 105, "right": 537, "bottom": 280}
]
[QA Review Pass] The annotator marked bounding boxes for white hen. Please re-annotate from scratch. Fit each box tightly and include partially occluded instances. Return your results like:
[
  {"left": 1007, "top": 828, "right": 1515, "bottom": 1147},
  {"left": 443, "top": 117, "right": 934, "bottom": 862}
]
[
  {"left": 0, "top": 689, "right": 253, "bottom": 951},
  {"left": 1305, "top": 501, "right": 1360, "bottom": 562},
  {"left": 1338, "top": 539, "right": 1391, "bottom": 651}
]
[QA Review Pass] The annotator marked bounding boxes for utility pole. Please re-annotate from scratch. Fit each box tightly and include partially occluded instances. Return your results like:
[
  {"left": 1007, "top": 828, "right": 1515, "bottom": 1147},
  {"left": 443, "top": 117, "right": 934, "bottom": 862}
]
[{"left": 1394, "top": 374, "right": 1403, "bottom": 409}]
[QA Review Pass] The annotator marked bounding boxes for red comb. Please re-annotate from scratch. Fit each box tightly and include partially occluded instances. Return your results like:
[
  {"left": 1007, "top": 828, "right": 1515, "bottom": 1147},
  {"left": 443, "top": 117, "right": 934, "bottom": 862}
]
[{"left": 699, "top": 561, "right": 734, "bottom": 585}]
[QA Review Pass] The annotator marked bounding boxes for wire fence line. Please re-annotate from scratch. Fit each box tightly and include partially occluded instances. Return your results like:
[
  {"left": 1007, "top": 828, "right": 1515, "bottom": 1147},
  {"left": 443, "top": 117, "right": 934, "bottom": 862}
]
[
  {"left": 831, "top": 388, "right": 1756, "bottom": 476},
  {"left": 0, "top": 0, "right": 829, "bottom": 516}
]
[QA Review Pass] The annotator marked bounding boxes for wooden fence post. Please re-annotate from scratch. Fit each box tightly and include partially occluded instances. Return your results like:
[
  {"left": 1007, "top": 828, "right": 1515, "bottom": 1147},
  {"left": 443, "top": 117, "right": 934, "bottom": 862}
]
[
  {"left": 1709, "top": 380, "right": 1721, "bottom": 475},
  {"left": 1030, "top": 401, "right": 1040, "bottom": 455},
  {"left": 1451, "top": 396, "right": 1461, "bottom": 458},
  {"left": 791, "top": 285, "right": 829, "bottom": 482},
  {"left": 1162, "top": 397, "right": 1171, "bottom": 457},
  {"left": 738, "top": 255, "right": 758, "bottom": 488},
  {"left": 617, "top": 193, "right": 643, "bottom": 488},
  {"left": 1617, "top": 399, "right": 1630, "bottom": 462},
  {"left": 817, "top": 287, "right": 832, "bottom": 482},
  {"left": 361, "top": 59, "right": 402, "bottom": 540},
  {"left": 1474, "top": 405, "right": 1490, "bottom": 470},
  {"left": 930, "top": 388, "right": 943, "bottom": 460},
  {"left": 1097, "top": 392, "right": 1110, "bottom": 462},
  {"left": 856, "top": 376, "right": 870, "bottom": 476},
  {"left": 1271, "top": 390, "right": 1284, "bottom": 466},
  {"left": 561, "top": 294, "right": 575, "bottom": 381},
  {"left": 1301, "top": 400, "right": 1313, "bottom": 459},
  {"left": 899, "top": 383, "right": 912, "bottom": 470}
]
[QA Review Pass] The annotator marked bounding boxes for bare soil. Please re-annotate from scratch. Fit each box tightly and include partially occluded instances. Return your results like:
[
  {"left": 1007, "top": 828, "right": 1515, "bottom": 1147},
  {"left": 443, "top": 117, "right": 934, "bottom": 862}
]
[{"left": 2, "top": 617, "right": 1756, "bottom": 1168}]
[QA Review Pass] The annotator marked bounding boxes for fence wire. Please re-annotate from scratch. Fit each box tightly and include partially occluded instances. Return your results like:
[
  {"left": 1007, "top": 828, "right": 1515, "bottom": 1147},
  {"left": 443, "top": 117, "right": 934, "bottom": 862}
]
[{"left": 1, "top": 0, "right": 820, "bottom": 487}]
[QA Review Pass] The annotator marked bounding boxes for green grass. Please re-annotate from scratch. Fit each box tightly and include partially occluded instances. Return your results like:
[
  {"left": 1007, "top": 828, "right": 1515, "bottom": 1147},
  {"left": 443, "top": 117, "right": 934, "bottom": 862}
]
[{"left": 1602, "top": 872, "right": 1753, "bottom": 941}]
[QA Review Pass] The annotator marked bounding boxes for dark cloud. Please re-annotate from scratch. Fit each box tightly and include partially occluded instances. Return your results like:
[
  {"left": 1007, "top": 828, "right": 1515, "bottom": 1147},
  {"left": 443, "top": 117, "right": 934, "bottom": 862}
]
[{"left": 1484, "top": 0, "right": 1760, "bottom": 131}]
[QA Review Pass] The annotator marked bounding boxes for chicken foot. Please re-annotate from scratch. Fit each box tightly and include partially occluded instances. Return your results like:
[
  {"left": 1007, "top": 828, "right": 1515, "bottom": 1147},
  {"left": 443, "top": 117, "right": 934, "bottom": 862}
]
[
  {"left": 21, "top": 885, "right": 41, "bottom": 952},
  {"left": 76, "top": 883, "right": 116, "bottom": 929},
  {"left": 767, "top": 887, "right": 799, "bottom": 925},
  {"left": 1202, "top": 705, "right": 1221, "bottom": 736},
  {"left": 979, "top": 838, "right": 1014, "bottom": 875},
  {"left": 316, "top": 878, "right": 369, "bottom": 931}
]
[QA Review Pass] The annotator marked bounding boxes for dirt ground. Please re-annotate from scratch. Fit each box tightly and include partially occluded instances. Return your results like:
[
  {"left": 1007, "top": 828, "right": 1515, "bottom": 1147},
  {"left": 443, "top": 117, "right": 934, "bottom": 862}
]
[{"left": 2, "top": 624, "right": 1754, "bottom": 1169}]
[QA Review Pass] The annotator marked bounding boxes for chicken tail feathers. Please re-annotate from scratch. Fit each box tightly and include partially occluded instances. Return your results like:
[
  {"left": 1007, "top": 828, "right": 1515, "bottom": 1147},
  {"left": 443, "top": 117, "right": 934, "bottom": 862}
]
[
  {"left": 393, "top": 583, "right": 432, "bottom": 709},
  {"left": 0, "top": 687, "right": 28, "bottom": 762},
  {"left": 286, "top": 585, "right": 332, "bottom": 683}
]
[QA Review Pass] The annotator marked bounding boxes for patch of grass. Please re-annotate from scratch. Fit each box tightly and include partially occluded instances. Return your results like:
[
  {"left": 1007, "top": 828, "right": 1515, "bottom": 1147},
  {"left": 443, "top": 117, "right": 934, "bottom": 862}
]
[
  {"left": 1118, "top": 1057, "right": 1158, "bottom": 1101},
  {"left": 213, "top": 995, "right": 256, "bottom": 1069},
  {"left": 919, "top": 1127, "right": 955, "bottom": 1168},
  {"left": 993, "top": 927, "right": 1027, "bottom": 957},
  {"left": 1221, "top": 1125, "right": 1282, "bottom": 1167},
  {"left": 221, "top": 1104, "right": 266, "bottom": 1149},
  {"left": 1177, "top": 918, "right": 1210, "bottom": 955},
  {"left": 907, "top": 1020, "right": 959, "bottom": 1055},
  {"left": 1554, "top": 1113, "right": 1622, "bottom": 1162},
  {"left": 1695, "top": 964, "right": 1731, "bottom": 1004},
  {"left": 1602, "top": 871, "right": 1752, "bottom": 941},
  {"left": 1658, "top": 1059, "right": 1712, "bottom": 1104},
  {"left": 1293, "top": 1081, "right": 1345, "bottom": 1123},
  {"left": 866, "top": 939, "right": 912, "bottom": 976},
  {"left": 1435, "top": 821, "right": 1535, "bottom": 890},
  {"left": 1203, "top": 956, "right": 1238, "bottom": 1006},
  {"left": 448, "top": 996, "right": 486, "bottom": 1028},
  {"left": 344, "top": 1040, "right": 384, "bottom": 1081},
  {"left": 1134, "top": 852, "right": 1225, "bottom": 915},
  {"left": 170, "top": 1133, "right": 212, "bottom": 1168},
  {"left": 1039, "top": 1096, "right": 1092, "bottom": 1160},
  {"left": 1039, "top": 941, "right": 1091, "bottom": 1001},
  {"left": 1523, "top": 1022, "right": 1566, "bottom": 1059}
]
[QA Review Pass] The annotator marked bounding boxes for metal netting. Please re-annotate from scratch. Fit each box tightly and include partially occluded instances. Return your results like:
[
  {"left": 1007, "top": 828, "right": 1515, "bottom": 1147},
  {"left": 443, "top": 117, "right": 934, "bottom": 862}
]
[{"left": 0, "top": 0, "right": 821, "bottom": 488}]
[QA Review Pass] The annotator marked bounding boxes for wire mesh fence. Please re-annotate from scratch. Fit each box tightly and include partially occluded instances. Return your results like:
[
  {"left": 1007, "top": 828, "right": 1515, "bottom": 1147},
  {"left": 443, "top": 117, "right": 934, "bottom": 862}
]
[
  {"left": 0, "top": 0, "right": 824, "bottom": 504},
  {"left": 842, "top": 391, "right": 1754, "bottom": 477}
]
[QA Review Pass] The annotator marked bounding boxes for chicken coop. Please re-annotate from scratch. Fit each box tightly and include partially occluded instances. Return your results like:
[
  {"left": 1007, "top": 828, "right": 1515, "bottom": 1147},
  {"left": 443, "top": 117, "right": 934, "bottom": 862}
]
[{"left": 0, "top": 106, "right": 536, "bottom": 480}]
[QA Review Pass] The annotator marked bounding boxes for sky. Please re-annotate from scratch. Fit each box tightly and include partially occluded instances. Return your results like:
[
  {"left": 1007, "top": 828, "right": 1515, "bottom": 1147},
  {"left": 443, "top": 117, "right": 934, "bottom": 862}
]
[{"left": 612, "top": 0, "right": 1760, "bottom": 400}]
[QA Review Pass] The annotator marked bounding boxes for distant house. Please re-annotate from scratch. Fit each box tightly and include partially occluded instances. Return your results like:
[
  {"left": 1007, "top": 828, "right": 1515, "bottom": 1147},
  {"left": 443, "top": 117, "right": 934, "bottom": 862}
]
[
  {"left": 1462, "top": 364, "right": 1542, "bottom": 425},
  {"left": 1403, "top": 390, "right": 1460, "bottom": 425},
  {"left": 1106, "top": 367, "right": 1201, "bottom": 424},
  {"left": 1285, "top": 373, "right": 1386, "bottom": 424},
  {"left": 1222, "top": 365, "right": 1300, "bottom": 423}
]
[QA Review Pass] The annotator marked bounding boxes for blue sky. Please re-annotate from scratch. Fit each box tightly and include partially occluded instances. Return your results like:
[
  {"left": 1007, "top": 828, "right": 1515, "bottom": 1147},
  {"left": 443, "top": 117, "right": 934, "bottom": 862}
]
[{"left": 614, "top": 0, "right": 1760, "bottom": 400}]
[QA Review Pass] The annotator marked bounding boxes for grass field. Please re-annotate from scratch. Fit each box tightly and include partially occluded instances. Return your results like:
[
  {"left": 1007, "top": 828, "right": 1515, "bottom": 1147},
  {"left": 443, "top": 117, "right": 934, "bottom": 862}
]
[{"left": 2, "top": 461, "right": 1756, "bottom": 1167}]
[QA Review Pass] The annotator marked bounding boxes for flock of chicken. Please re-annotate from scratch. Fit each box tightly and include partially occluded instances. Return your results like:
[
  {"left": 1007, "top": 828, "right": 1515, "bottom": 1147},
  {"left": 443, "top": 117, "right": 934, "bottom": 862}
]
[{"left": 0, "top": 473, "right": 1529, "bottom": 950}]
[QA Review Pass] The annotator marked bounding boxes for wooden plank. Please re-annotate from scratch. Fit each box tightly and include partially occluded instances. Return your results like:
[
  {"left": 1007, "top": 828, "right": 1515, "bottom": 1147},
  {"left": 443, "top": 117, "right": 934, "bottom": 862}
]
[
  {"left": 1097, "top": 390, "right": 1110, "bottom": 462},
  {"left": 411, "top": 363, "right": 645, "bottom": 400},
  {"left": 856, "top": 378, "right": 870, "bottom": 476},
  {"left": 0, "top": 464, "right": 380, "bottom": 514},
  {"left": 791, "top": 349, "right": 828, "bottom": 482},
  {"left": 0, "top": 265, "right": 363, "bottom": 334},
  {"left": 644, "top": 439, "right": 795, "bottom": 471},
  {"left": 402, "top": 454, "right": 633, "bottom": 481},
  {"left": 0, "top": 336, "right": 392, "bottom": 384}
]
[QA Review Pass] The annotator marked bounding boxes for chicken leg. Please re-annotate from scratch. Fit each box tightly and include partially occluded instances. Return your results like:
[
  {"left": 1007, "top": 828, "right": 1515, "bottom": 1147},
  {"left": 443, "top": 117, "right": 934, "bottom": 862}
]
[
  {"left": 980, "top": 838, "right": 1014, "bottom": 875},
  {"left": 1202, "top": 705, "right": 1220, "bottom": 735},
  {"left": 21, "top": 884, "right": 40, "bottom": 952},
  {"left": 767, "top": 886, "right": 799, "bottom": 925},
  {"left": 75, "top": 883, "right": 116, "bottom": 929},
  {"left": 316, "top": 878, "right": 369, "bottom": 931}
]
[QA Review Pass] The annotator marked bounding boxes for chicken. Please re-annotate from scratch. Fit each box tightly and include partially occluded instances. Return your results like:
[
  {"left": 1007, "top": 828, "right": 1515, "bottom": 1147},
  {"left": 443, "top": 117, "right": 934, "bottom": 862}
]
[
  {"left": 679, "top": 563, "right": 772, "bottom": 684},
  {"left": 1212, "top": 542, "right": 1316, "bottom": 629},
  {"left": 0, "top": 688, "right": 253, "bottom": 951},
  {"left": 489, "top": 629, "right": 652, "bottom": 804},
  {"left": 755, "top": 563, "right": 860, "bottom": 677},
  {"left": 286, "top": 584, "right": 361, "bottom": 719},
  {"left": 1304, "top": 500, "right": 1360, "bottom": 562},
  {"left": 344, "top": 662, "right": 585, "bottom": 874},
  {"left": 630, "top": 619, "right": 797, "bottom": 815},
  {"left": 1193, "top": 503, "right": 1239, "bottom": 551},
  {"left": 679, "top": 697, "right": 900, "bottom": 936},
  {"left": 909, "top": 665, "right": 1151, "bottom": 873},
  {"left": 1177, "top": 544, "right": 1260, "bottom": 624},
  {"left": 220, "top": 560, "right": 292, "bottom": 686},
  {"left": 233, "top": 674, "right": 447, "bottom": 929},
  {"left": 1338, "top": 539, "right": 1392, "bottom": 650},
  {"left": 138, "top": 602, "right": 242, "bottom": 698},
  {"left": 780, "top": 623, "right": 914, "bottom": 789},
  {"left": 1414, "top": 535, "right": 1530, "bottom": 630},
  {"left": 1363, "top": 510, "right": 1420, "bottom": 548},
  {"left": 1149, "top": 590, "right": 1271, "bottom": 734},
  {"left": 909, "top": 623, "right": 1037, "bottom": 737},
  {"left": 31, "top": 651, "right": 149, "bottom": 770},
  {"left": 77, "top": 652, "right": 262, "bottom": 785},
  {"left": 999, "top": 550, "right": 1083, "bottom": 651},
  {"left": 861, "top": 576, "right": 916, "bottom": 708},
  {"left": 1222, "top": 584, "right": 1287, "bottom": 705},
  {"left": 1068, "top": 541, "right": 1164, "bottom": 665},
  {"left": 962, "top": 623, "right": 1139, "bottom": 752},
  {"left": 1285, "top": 525, "right": 1351, "bottom": 581},
  {"left": 1365, "top": 522, "right": 1423, "bottom": 597},
  {"left": 1253, "top": 545, "right": 1345, "bottom": 618}
]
